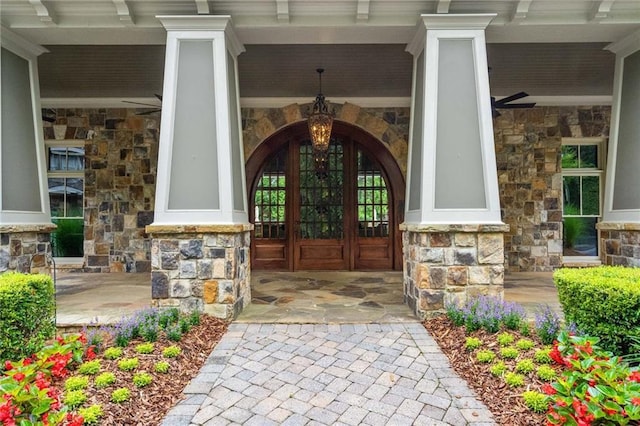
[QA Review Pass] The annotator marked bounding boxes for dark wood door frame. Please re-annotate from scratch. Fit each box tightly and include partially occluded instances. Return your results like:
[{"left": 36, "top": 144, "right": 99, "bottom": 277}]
[{"left": 246, "top": 120, "right": 405, "bottom": 270}]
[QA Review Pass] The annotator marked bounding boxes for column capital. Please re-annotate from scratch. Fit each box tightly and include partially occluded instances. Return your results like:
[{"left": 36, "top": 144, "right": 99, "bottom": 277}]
[
  {"left": 0, "top": 26, "right": 49, "bottom": 58},
  {"left": 605, "top": 28, "right": 640, "bottom": 56},
  {"left": 156, "top": 15, "right": 244, "bottom": 57},
  {"left": 407, "top": 14, "right": 496, "bottom": 56}
]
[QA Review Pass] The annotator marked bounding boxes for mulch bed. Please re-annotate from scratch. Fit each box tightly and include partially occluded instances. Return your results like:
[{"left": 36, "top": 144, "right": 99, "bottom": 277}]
[
  {"left": 57, "top": 316, "right": 227, "bottom": 426},
  {"left": 424, "top": 315, "right": 561, "bottom": 426}
]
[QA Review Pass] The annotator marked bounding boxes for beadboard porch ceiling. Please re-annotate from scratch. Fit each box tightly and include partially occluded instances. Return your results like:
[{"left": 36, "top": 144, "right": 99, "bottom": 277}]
[{"left": 2, "top": 0, "right": 639, "bottom": 101}]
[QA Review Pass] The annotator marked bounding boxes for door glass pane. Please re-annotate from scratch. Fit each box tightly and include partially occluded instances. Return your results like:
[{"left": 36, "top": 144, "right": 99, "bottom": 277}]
[
  {"left": 48, "top": 177, "right": 65, "bottom": 217},
  {"left": 563, "top": 217, "right": 597, "bottom": 256},
  {"left": 254, "top": 149, "right": 286, "bottom": 239},
  {"left": 299, "top": 139, "right": 343, "bottom": 239},
  {"left": 357, "top": 149, "right": 389, "bottom": 237},
  {"left": 581, "top": 176, "right": 600, "bottom": 215}
]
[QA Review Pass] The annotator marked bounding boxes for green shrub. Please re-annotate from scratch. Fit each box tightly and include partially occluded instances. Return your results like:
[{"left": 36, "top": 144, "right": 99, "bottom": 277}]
[
  {"left": 118, "top": 357, "right": 139, "bottom": 371},
  {"left": 63, "top": 389, "right": 87, "bottom": 409},
  {"left": 166, "top": 324, "right": 183, "bottom": 342},
  {"left": 504, "top": 372, "right": 525, "bottom": 387},
  {"left": 64, "top": 376, "right": 89, "bottom": 391},
  {"left": 154, "top": 361, "right": 170, "bottom": 373},
  {"left": 135, "top": 342, "right": 155, "bottom": 354},
  {"left": 497, "top": 332, "right": 515, "bottom": 346},
  {"left": 78, "top": 405, "right": 104, "bottom": 425},
  {"left": 500, "top": 346, "right": 519, "bottom": 359},
  {"left": 103, "top": 347, "right": 123, "bottom": 360},
  {"left": 465, "top": 337, "right": 482, "bottom": 351},
  {"left": 554, "top": 266, "right": 640, "bottom": 354},
  {"left": 189, "top": 310, "right": 201, "bottom": 326},
  {"left": 162, "top": 345, "right": 181, "bottom": 358},
  {"left": 534, "top": 347, "right": 553, "bottom": 364},
  {"left": 95, "top": 372, "right": 116, "bottom": 388},
  {"left": 490, "top": 361, "right": 506, "bottom": 377},
  {"left": 0, "top": 273, "right": 55, "bottom": 362},
  {"left": 476, "top": 350, "right": 496, "bottom": 363},
  {"left": 522, "top": 390, "right": 549, "bottom": 414},
  {"left": 78, "top": 359, "right": 101, "bottom": 375},
  {"left": 536, "top": 365, "right": 557, "bottom": 381},
  {"left": 515, "top": 338, "right": 535, "bottom": 351},
  {"left": 111, "top": 387, "right": 130, "bottom": 403},
  {"left": 515, "top": 359, "right": 535, "bottom": 374},
  {"left": 133, "top": 371, "right": 153, "bottom": 387}
]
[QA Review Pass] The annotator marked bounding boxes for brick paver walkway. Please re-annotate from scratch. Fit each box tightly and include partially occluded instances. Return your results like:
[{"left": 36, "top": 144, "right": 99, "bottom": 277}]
[{"left": 162, "top": 323, "right": 495, "bottom": 425}]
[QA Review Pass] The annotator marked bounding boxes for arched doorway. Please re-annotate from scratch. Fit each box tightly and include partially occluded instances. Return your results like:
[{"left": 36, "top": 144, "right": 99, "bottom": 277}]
[{"left": 246, "top": 121, "right": 405, "bottom": 271}]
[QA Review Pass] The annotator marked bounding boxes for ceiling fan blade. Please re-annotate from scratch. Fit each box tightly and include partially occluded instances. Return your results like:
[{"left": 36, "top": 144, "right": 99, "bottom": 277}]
[
  {"left": 123, "top": 100, "right": 161, "bottom": 108},
  {"left": 499, "top": 102, "right": 537, "bottom": 109},
  {"left": 42, "top": 115, "right": 56, "bottom": 123},
  {"left": 136, "top": 109, "right": 162, "bottom": 115},
  {"left": 496, "top": 91, "right": 529, "bottom": 104},
  {"left": 154, "top": 93, "right": 163, "bottom": 101}
]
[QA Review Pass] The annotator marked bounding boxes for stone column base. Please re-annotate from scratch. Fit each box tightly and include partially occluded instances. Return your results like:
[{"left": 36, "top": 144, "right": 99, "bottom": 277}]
[
  {"left": 400, "top": 223, "right": 510, "bottom": 319},
  {"left": 146, "top": 224, "right": 252, "bottom": 320},
  {"left": 0, "top": 224, "right": 56, "bottom": 273},
  {"left": 596, "top": 222, "right": 640, "bottom": 267}
]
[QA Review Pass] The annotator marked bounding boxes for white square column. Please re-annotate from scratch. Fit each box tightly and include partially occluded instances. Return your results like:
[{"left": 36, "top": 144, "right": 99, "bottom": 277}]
[{"left": 401, "top": 15, "right": 508, "bottom": 318}]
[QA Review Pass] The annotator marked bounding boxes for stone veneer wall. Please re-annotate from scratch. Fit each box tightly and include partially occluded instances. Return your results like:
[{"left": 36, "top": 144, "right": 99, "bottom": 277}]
[
  {"left": 44, "top": 109, "right": 159, "bottom": 272},
  {"left": 401, "top": 225, "right": 507, "bottom": 318},
  {"left": 597, "top": 224, "right": 640, "bottom": 267},
  {"left": 0, "top": 226, "right": 55, "bottom": 273},
  {"left": 494, "top": 106, "right": 611, "bottom": 271},
  {"left": 147, "top": 226, "right": 251, "bottom": 319}
]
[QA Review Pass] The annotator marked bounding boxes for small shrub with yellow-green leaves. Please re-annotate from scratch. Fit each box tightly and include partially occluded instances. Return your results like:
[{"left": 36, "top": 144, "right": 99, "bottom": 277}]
[
  {"left": 465, "top": 337, "right": 482, "bottom": 351},
  {"left": 162, "top": 345, "right": 182, "bottom": 358},
  {"left": 64, "top": 376, "right": 89, "bottom": 391},
  {"left": 135, "top": 342, "right": 154, "bottom": 354},
  {"left": 133, "top": 372, "right": 153, "bottom": 387},
  {"left": 103, "top": 347, "right": 123, "bottom": 360},
  {"left": 117, "top": 357, "right": 139, "bottom": 371},
  {"left": 78, "top": 359, "right": 101, "bottom": 375},
  {"left": 476, "top": 349, "right": 496, "bottom": 363},
  {"left": 500, "top": 346, "right": 519, "bottom": 359},
  {"left": 497, "top": 332, "right": 515, "bottom": 346},
  {"left": 515, "top": 338, "right": 535, "bottom": 351},
  {"left": 522, "top": 390, "right": 549, "bottom": 414},
  {"left": 534, "top": 347, "right": 552, "bottom": 364},
  {"left": 95, "top": 372, "right": 116, "bottom": 388},
  {"left": 490, "top": 361, "right": 506, "bottom": 377},
  {"left": 111, "top": 387, "right": 130, "bottom": 403},
  {"left": 504, "top": 372, "right": 525, "bottom": 387},
  {"left": 536, "top": 364, "right": 557, "bottom": 382},
  {"left": 154, "top": 361, "right": 170, "bottom": 374},
  {"left": 63, "top": 389, "right": 87, "bottom": 409},
  {"left": 78, "top": 405, "right": 104, "bottom": 425},
  {"left": 515, "top": 359, "right": 535, "bottom": 374}
]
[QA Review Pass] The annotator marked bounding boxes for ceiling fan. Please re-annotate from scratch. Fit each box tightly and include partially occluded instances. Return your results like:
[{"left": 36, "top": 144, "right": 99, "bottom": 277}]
[
  {"left": 491, "top": 91, "right": 536, "bottom": 118},
  {"left": 122, "top": 93, "right": 163, "bottom": 115},
  {"left": 41, "top": 108, "right": 56, "bottom": 123}
]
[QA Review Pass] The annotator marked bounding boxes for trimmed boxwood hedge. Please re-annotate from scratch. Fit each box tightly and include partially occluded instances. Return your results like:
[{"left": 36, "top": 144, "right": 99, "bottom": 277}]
[
  {"left": 0, "top": 273, "right": 56, "bottom": 363},
  {"left": 554, "top": 266, "right": 640, "bottom": 355}
]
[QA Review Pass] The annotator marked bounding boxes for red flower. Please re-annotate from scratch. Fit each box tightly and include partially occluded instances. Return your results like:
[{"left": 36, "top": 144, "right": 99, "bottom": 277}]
[
  {"left": 12, "top": 373, "right": 25, "bottom": 382},
  {"left": 549, "top": 347, "right": 565, "bottom": 366},
  {"left": 4, "top": 361, "right": 12, "bottom": 371},
  {"left": 66, "top": 413, "right": 84, "bottom": 426},
  {"left": 629, "top": 371, "right": 640, "bottom": 382},
  {"left": 542, "top": 383, "right": 557, "bottom": 395},
  {"left": 632, "top": 397, "right": 640, "bottom": 406},
  {"left": 85, "top": 345, "right": 96, "bottom": 361},
  {"left": 22, "top": 357, "right": 32, "bottom": 366}
]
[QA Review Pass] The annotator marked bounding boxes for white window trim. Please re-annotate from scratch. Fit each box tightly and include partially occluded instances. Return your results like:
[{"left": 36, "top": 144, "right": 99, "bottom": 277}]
[{"left": 561, "top": 137, "right": 606, "bottom": 261}]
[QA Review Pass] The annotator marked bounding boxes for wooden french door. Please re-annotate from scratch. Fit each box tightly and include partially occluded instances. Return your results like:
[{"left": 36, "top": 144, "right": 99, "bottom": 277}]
[{"left": 248, "top": 122, "right": 404, "bottom": 271}]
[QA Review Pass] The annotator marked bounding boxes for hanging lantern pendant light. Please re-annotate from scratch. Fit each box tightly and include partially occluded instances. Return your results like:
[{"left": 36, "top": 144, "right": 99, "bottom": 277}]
[{"left": 308, "top": 68, "right": 334, "bottom": 177}]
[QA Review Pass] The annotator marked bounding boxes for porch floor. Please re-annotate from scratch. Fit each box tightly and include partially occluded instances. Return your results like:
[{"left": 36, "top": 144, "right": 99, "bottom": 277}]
[{"left": 54, "top": 270, "right": 559, "bottom": 327}]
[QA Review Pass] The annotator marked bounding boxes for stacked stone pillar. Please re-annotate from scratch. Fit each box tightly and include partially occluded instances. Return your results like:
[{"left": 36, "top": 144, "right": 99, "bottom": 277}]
[
  {"left": 597, "top": 30, "right": 640, "bottom": 267},
  {"left": 403, "top": 15, "right": 508, "bottom": 318},
  {"left": 149, "top": 16, "right": 251, "bottom": 318},
  {"left": 0, "top": 28, "right": 55, "bottom": 273}
]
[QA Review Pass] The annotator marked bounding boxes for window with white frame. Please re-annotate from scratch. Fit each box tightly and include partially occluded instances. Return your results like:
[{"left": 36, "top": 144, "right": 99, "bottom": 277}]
[
  {"left": 46, "top": 141, "right": 85, "bottom": 257},
  {"left": 561, "top": 137, "right": 605, "bottom": 258}
]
